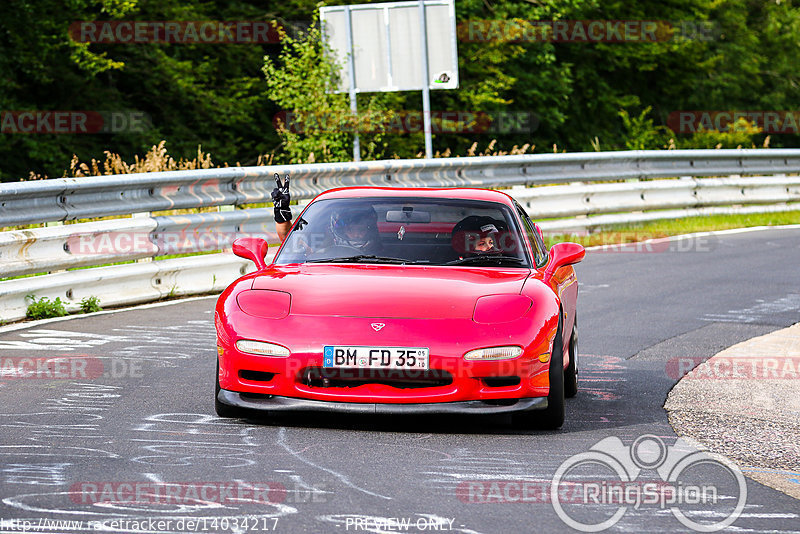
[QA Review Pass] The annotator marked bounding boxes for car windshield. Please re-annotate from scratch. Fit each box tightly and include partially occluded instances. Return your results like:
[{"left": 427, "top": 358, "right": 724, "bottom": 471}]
[{"left": 274, "top": 197, "right": 531, "bottom": 267}]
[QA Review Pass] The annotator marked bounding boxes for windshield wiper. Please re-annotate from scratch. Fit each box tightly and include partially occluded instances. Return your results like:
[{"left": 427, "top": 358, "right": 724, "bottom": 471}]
[
  {"left": 307, "top": 255, "right": 428, "bottom": 265},
  {"left": 446, "top": 255, "right": 526, "bottom": 266}
]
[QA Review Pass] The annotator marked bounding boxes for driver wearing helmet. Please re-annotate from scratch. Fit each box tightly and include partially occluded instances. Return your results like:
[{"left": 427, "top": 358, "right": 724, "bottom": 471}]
[
  {"left": 451, "top": 215, "right": 506, "bottom": 258},
  {"left": 272, "top": 175, "right": 382, "bottom": 254},
  {"left": 330, "top": 206, "right": 381, "bottom": 252}
]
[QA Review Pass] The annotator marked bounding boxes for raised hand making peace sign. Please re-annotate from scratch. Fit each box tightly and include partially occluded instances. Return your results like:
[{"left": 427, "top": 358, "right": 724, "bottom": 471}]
[{"left": 271, "top": 173, "right": 292, "bottom": 223}]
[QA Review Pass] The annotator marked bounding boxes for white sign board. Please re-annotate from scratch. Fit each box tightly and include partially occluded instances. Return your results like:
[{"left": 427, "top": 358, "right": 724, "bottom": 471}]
[{"left": 320, "top": 0, "right": 459, "bottom": 93}]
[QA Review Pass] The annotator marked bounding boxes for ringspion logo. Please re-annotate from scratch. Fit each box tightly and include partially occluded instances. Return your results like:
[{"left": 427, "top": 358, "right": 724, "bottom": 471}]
[{"left": 550, "top": 435, "right": 746, "bottom": 532}]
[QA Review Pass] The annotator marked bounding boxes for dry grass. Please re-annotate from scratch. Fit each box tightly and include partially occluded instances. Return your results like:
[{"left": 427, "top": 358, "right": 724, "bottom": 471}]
[
  {"left": 29, "top": 138, "right": 531, "bottom": 182},
  {"left": 67, "top": 141, "right": 218, "bottom": 177},
  {"left": 10, "top": 142, "right": 279, "bottom": 228},
  {"left": 428, "top": 139, "right": 533, "bottom": 158},
  {"left": 25, "top": 141, "right": 276, "bottom": 181}
]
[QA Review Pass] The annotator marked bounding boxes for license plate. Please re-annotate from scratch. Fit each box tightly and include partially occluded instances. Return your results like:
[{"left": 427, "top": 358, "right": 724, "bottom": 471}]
[{"left": 323, "top": 346, "right": 429, "bottom": 370}]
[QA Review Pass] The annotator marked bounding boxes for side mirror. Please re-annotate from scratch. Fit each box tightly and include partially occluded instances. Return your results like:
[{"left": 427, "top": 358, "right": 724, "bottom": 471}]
[
  {"left": 544, "top": 242, "right": 585, "bottom": 278},
  {"left": 232, "top": 237, "right": 269, "bottom": 270}
]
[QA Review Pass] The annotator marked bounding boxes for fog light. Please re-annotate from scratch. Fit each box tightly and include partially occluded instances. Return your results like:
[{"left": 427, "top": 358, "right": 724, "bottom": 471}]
[
  {"left": 235, "top": 339, "right": 290, "bottom": 357},
  {"left": 463, "top": 346, "right": 523, "bottom": 361}
]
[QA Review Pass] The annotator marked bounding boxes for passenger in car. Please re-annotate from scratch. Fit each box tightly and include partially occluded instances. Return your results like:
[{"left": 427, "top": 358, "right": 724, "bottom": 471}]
[{"left": 450, "top": 215, "right": 506, "bottom": 258}]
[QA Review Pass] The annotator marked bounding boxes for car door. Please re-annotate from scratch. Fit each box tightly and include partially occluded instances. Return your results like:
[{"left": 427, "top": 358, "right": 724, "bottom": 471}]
[{"left": 515, "top": 202, "right": 578, "bottom": 340}]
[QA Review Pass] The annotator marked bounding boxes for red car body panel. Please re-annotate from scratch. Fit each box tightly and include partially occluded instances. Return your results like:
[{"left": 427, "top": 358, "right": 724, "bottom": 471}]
[
  {"left": 215, "top": 187, "right": 581, "bottom": 413},
  {"left": 251, "top": 265, "right": 530, "bottom": 318}
]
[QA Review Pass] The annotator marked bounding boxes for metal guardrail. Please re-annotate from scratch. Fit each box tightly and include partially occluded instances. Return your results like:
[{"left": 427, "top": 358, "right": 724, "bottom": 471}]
[
  {"left": 2, "top": 149, "right": 799, "bottom": 322},
  {"left": 511, "top": 175, "right": 800, "bottom": 225},
  {"left": 3, "top": 149, "right": 800, "bottom": 226},
  {"left": 0, "top": 253, "right": 268, "bottom": 322},
  {"left": 3, "top": 174, "right": 799, "bottom": 278}
]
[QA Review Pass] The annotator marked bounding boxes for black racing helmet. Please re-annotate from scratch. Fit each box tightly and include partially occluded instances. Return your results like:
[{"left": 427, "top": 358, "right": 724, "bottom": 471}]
[
  {"left": 330, "top": 205, "right": 379, "bottom": 248},
  {"left": 451, "top": 215, "right": 506, "bottom": 255}
]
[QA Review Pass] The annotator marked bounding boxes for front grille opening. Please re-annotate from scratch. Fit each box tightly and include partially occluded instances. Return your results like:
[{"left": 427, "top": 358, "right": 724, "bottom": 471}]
[
  {"left": 301, "top": 367, "right": 453, "bottom": 389},
  {"left": 481, "top": 376, "right": 521, "bottom": 388},
  {"left": 239, "top": 370, "right": 276, "bottom": 382}
]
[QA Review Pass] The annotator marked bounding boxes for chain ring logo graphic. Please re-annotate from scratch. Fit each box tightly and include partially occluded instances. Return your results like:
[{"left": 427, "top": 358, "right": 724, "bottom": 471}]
[{"left": 550, "top": 435, "right": 747, "bottom": 532}]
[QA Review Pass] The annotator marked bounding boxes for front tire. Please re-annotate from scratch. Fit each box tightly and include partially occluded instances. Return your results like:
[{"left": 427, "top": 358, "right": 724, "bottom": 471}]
[
  {"left": 215, "top": 359, "right": 246, "bottom": 418},
  {"left": 564, "top": 316, "right": 578, "bottom": 398},
  {"left": 513, "top": 313, "right": 565, "bottom": 430}
]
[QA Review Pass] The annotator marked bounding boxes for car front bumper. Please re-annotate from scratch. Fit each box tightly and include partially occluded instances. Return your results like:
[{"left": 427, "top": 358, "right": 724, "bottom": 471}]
[{"left": 217, "top": 388, "right": 548, "bottom": 415}]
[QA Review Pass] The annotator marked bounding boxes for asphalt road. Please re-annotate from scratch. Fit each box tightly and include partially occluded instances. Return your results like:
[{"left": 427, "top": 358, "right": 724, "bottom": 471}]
[{"left": 0, "top": 227, "right": 798, "bottom": 534}]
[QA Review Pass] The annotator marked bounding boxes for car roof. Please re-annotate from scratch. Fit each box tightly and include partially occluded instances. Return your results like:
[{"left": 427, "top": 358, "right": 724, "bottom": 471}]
[{"left": 311, "top": 187, "right": 516, "bottom": 206}]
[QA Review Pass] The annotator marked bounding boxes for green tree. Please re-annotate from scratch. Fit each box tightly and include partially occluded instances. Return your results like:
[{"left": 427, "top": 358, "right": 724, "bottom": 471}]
[
  {"left": 262, "top": 18, "right": 393, "bottom": 163},
  {"left": 3, "top": 0, "right": 800, "bottom": 180},
  {"left": 0, "top": 0, "right": 282, "bottom": 181}
]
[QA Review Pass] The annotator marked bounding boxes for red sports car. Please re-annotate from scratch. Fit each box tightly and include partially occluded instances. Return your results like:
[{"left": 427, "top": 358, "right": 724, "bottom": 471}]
[{"left": 215, "top": 187, "right": 584, "bottom": 428}]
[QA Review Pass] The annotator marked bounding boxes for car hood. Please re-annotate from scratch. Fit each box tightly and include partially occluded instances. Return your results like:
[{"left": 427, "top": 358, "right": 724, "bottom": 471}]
[{"left": 252, "top": 264, "right": 531, "bottom": 319}]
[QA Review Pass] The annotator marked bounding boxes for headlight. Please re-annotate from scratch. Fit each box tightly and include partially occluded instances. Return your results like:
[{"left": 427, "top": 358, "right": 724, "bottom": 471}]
[
  {"left": 463, "top": 346, "right": 523, "bottom": 361},
  {"left": 235, "top": 339, "right": 290, "bottom": 357}
]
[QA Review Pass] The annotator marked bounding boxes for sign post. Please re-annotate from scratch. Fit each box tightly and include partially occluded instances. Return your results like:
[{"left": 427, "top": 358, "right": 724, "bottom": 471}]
[
  {"left": 417, "top": 0, "right": 433, "bottom": 159},
  {"left": 343, "top": 6, "right": 361, "bottom": 161}
]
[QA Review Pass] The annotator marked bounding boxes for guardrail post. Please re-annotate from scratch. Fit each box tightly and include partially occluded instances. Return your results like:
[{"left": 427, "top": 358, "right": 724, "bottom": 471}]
[
  {"left": 45, "top": 221, "right": 66, "bottom": 273},
  {"left": 132, "top": 211, "right": 153, "bottom": 263}
]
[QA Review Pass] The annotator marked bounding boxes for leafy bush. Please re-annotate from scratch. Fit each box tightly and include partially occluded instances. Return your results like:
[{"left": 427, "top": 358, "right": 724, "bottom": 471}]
[
  {"left": 619, "top": 107, "right": 672, "bottom": 150},
  {"left": 80, "top": 296, "right": 102, "bottom": 314},
  {"left": 25, "top": 295, "right": 68, "bottom": 320},
  {"left": 680, "top": 118, "right": 764, "bottom": 149}
]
